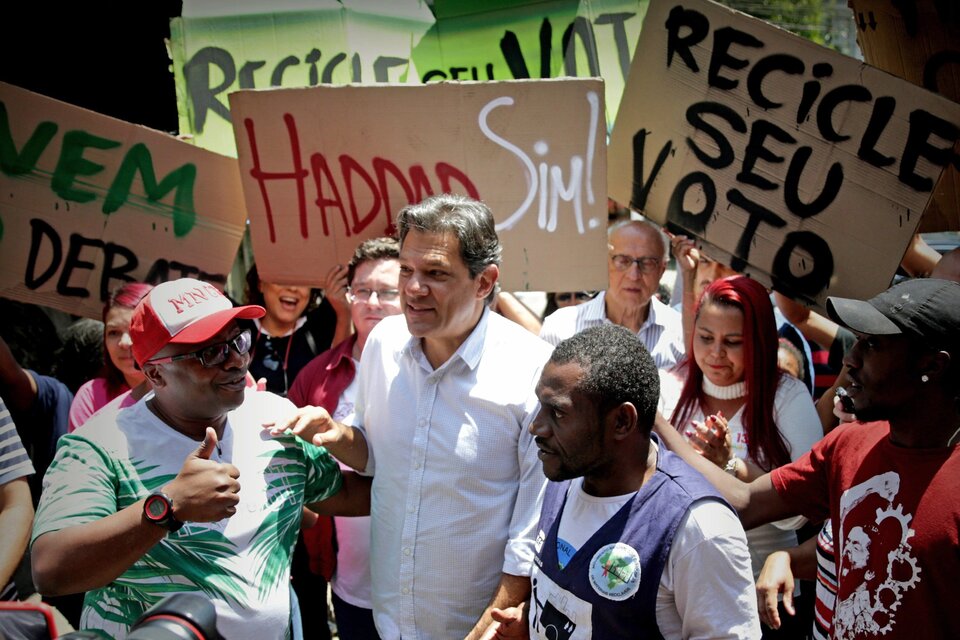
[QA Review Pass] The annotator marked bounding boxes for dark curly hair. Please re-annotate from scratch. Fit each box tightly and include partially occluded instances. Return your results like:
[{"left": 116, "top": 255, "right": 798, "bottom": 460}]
[
  {"left": 550, "top": 324, "right": 660, "bottom": 433},
  {"left": 53, "top": 318, "right": 107, "bottom": 394}
]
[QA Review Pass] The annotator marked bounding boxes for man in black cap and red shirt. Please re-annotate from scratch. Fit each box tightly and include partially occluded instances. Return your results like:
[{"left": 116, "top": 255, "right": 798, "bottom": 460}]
[
  {"left": 30, "top": 277, "right": 369, "bottom": 640},
  {"left": 654, "top": 278, "right": 960, "bottom": 640}
]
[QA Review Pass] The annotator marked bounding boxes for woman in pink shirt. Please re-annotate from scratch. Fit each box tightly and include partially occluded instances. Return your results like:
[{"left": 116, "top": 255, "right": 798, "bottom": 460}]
[{"left": 68, "top": 282, "right": 153, "bottom": 432}]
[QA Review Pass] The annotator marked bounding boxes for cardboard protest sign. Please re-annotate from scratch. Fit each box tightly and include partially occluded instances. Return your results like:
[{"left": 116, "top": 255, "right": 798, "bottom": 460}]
[
  {"left": 848, "top": 0, "right": 960, "bottom": 232},
  {"left": 171, "top": 1, "right": 648, "bottom": 155},
  {"left": 171, "top": 0, "right": 435, "bottom": 155},
  {"left": 230, "top": 79, "right": 607, "bottom": 292},
  {"left": 411, "top": 0, "right": 649, "bottom": 128},
  {"left": 0, "top": 82, "right": 248, "bottom": 319},
  {"left": 608, "top": 0, "right": 960, "bottom": 308}
]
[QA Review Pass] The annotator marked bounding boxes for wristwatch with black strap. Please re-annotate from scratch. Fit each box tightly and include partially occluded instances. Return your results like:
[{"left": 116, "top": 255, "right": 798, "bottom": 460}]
[{"left": 143, "top": 489, "right": 185, "bottom": 532}]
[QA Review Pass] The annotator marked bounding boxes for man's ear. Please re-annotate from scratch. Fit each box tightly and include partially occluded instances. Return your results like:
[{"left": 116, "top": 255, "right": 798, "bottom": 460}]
[
  {"left": 920, "top": 350, "right": 952, "bottom": 385},
  {"left": 475, "top": 264, "right": 499, "bottom": 301},
  {"left": 609, "top": 402, "right": 639, "bottom": 441},
  {"left": 141, "top": 362, "right": 166, "bottom": 388}
]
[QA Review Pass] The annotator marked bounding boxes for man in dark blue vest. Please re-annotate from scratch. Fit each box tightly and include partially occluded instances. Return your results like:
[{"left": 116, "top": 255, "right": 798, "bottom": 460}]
[{"left": 483, "top": 324, "right": 760, "bottom": 639}]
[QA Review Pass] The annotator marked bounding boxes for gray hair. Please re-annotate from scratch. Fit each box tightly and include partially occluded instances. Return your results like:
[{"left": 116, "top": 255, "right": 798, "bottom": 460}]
[
  {"left": 607, "top": 219, "right": 669, "bottom": 262},
  {"left": 397, "top": 193, "right": 502, "bottom": 278}
]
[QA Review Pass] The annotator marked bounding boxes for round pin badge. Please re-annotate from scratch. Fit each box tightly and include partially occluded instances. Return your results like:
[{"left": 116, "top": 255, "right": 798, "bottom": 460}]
[{"left": 588, "top": 542, "right": 641, "bottom": 601}]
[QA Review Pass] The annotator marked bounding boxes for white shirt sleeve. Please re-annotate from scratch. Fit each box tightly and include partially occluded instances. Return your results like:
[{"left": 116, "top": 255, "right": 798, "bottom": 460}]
[
  {"left": 658, "top": 370, "right": 684, "bottom": 420},
  {"left": 350, "top": 329, "right": 376, "bottom": 477},
  {"left": 656, "top": 499, "right": 761, "bottom": 640},
  {"left": 774, "top": 375, "right": 822, "bottom": 462},
  {"left": 502, "top": 405, "right": 549, "bottom": 577},
  {"left": 770, "top": 375, "right": 822, "bottom": 530}
]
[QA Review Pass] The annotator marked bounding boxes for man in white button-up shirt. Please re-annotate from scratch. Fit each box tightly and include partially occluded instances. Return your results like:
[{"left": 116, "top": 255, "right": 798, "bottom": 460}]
[
  {"left": 273, "top": 194, "right": 553, "bottom": 640},
  {"left": 539, "top": 220, "right": 685, "bottom": 370}
]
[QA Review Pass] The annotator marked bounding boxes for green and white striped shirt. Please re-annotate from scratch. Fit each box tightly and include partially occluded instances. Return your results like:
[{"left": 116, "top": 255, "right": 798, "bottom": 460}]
[{"left": 33, "top": 388, "right": 342, "bottom": 640}]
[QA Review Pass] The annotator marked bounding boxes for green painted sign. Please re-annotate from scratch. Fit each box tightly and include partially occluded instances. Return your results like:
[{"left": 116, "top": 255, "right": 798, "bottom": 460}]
[{"left": 172, "top": 1, "right": 648, "bottom": 155}]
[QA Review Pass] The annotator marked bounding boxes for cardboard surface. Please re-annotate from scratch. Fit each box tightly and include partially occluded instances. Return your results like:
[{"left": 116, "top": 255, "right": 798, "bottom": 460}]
[
  {"left": 848, "top": 0, "right": 960, "bottom": 232},
  {"left": 230, "top": 79, "right": 608, "bottom": 292},
  {"left": 412, "top": 0, "right": 649, "bottom": 131},
  {"left": 172, "top": 1, "right": 648, "bottom": 155},
  {"left": 171, "top": 1, "right": 435, "bottom": 155},
  {"left": 0, "top": 82, "right": 248, "bottom": 319},
  {"left": 608, "top": 0, "right": 960, "bottom": 308}
]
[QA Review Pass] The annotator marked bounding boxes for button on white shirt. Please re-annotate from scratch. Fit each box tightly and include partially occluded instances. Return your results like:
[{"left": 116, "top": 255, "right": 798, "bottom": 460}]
[{"left": 353, "top": 309, "right": 552, "bottom": 640}]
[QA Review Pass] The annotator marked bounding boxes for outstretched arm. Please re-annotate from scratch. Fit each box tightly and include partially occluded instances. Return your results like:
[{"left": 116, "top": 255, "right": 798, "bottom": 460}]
[
  {"left": 0, "top": 336, "right": 37, "bottom": 415},
  {"left": 33, "top": 429, "right": 240, "bottom": 595},
  {"left": 306, "top": 471, "right": 371, "bottom": 517},
  {"left": 493, "top": 292, "right": 542, "bottom": 335},
  {"left": 265, "top": 405, "right": 370, "bottom": 472},
  {"left": 773, "top": 292, "right": 839, "bottom": 353},
  {"left": 33, "top": 497, "right": 169, "bottom": 595},
  {"left": 653, "top": 413, "right": 794, "bottom": 529}
]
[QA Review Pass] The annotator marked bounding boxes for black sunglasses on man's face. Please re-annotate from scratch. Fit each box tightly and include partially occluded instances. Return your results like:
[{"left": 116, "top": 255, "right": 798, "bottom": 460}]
[{"left": 147, "top": 330, "right": 252, "bottom": 368}]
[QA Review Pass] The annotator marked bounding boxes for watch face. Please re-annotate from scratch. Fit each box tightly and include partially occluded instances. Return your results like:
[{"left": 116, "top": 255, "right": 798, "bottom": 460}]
[{"left": 145, "top": 494, "right": 170, "bottom": 521}]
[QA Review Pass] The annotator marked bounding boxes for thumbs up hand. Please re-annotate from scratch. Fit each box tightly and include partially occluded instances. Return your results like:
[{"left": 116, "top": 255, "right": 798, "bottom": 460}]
[
  {"left": 165, "top": 427, "right": 241, "bottom": 524},
  {"left": 194, "top": 427, "right": 219, "bottom": 460}
]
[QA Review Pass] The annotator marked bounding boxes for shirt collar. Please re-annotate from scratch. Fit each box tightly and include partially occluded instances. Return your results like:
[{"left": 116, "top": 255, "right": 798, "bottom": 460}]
[
  {"left": 404, "top": 306, "right": 490, "bottom": 372},
  {"left": 599, "top": 291, "right": 667, "bottom": 332},
  {"left": 326, "top": 334, "right": 359, "bottom": 372},
  {"left": 643, "top": 295, "right": 667, "bottom": 329},
  {"left": 582, "top": 291, "right": 608, "bottom": 323}
]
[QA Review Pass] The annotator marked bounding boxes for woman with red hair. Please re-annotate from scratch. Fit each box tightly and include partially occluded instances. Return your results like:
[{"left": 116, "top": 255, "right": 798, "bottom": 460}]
[
  {"left": 659, "top": 275, "right": 821, "bottom": 629},
  {"left": 68, "top": 282, "right": 153, "bottom": 432}
]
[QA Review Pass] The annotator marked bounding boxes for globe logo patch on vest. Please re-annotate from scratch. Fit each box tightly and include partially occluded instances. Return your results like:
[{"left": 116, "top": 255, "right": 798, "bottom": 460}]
[{"left": 588, "top": 542, "right": 641, "bottom": 600}]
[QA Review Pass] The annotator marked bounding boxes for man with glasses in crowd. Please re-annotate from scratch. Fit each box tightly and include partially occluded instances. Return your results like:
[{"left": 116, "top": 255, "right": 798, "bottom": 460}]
[
  {"left": 539, "top": 219, "right": 685, "bottom": 369},
  {"left": 30, "top": 278, "right": 369, "bottom": 640}
]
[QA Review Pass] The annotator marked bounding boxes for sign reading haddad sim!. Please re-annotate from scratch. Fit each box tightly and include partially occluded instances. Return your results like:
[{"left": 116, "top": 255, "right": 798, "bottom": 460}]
[{"left": 230, "top": 79, "right": 608, "bottom": 293}]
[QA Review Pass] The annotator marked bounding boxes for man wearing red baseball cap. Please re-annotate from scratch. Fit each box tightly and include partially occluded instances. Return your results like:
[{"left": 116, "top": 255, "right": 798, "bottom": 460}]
[{"left": 30, "top": 278, "right": 369, "bottom": 640}]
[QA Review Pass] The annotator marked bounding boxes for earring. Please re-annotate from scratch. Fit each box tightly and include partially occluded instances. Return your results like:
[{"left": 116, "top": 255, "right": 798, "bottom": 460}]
[{"left": 921, "top": 374, "right": 929, "bottom": 383}]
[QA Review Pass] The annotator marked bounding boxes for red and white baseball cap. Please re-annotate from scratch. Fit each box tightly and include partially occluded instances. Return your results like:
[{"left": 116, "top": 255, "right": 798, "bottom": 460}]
[{"left": 131, "top": 278, "right": 265, "bottom": 366}]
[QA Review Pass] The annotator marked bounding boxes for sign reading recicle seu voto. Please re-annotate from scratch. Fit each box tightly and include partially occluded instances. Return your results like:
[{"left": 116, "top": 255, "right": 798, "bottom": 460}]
[
  {"left": 0, "top": 82, "right": 248, "bottom": 319},
  {"left": 230, "top": 79, "right": 608, "bottom": 293},
  {"left": 608, "top": 0, "right": 960, "bottom": 308}
]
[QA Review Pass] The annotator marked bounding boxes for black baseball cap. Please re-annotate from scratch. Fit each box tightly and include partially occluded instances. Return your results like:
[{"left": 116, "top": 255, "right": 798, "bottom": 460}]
[{"left": 826, "top": 278, "right": 960, "bottom": 347}]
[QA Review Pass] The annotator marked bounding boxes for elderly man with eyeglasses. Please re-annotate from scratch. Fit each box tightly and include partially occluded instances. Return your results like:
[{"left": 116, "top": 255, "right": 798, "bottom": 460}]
[
  {"left": 539, "top": 219, "right": 685, "bottom": 370},
  {"left": 30, "top": 278, "right": 370, "bottom": 640}
]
